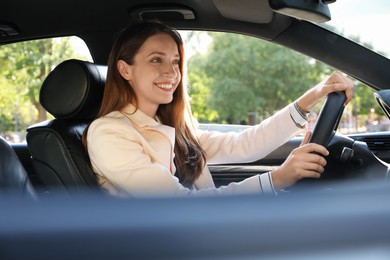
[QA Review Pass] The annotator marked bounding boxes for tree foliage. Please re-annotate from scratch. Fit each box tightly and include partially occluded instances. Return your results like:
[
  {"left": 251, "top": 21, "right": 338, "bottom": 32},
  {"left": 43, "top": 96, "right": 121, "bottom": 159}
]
[
  {"left": 0, "top": 31, "right": 385, "bottom": 140},
  {"left": 188, "top": 32, "right": 329, "bottom": 124},
  {"left": 0, "top": 37, "right": 90, "bottom": 137}
]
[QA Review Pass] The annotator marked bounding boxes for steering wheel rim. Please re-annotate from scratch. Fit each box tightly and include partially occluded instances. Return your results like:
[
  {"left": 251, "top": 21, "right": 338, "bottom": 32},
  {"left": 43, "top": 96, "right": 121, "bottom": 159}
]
[
  {"left": 308, "top": 91, "right": 346, "bottom": 147},
  {"left": 297, "top": 91, "right": 389, "bottom": 189}
]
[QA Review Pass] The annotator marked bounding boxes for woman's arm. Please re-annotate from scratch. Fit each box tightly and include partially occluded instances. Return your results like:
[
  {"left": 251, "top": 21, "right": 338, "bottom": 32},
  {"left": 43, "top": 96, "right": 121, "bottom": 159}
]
[
  {"left": 197, "top": 103, "right": 305, "bottom": 165},
  {"left": 88, "top": 115, "right": 272, "bottom": 197},
  {"left": 272, "top": 71, "right": 354, "bottom": 190},
  {"left": 296, "top": 71, "right": 354, "bottom": 112}
]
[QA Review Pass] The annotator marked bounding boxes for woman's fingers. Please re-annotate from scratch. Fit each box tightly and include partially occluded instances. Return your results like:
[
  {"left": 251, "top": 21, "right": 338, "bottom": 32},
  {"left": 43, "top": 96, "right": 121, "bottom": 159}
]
[
  {"left": 272, "top": 135, "right": 330, "bottom": 190},
  {"left": 300, "top": 131, "right": 311, "bottom": 146},
  {"left": 295, "top": 142, "right": 329, "bottom": 157},
  {"left": 293, "top": 167, "right": 322, "bottom": 178},
  {"left": 296, "top": 71, "right": 354, "bottom": 111},
  {"left": 325, "top": 71, "right": 354, "bottom": 105}
]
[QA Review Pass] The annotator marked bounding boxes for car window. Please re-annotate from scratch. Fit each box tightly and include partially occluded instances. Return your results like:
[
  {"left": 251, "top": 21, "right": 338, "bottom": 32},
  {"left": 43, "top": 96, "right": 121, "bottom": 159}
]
[
  {"left": 182, "top": 31, "right": 385, "bottom": 134},
  {"left": 0, "top": 36, "right": 93, "bottom": 143},
  {"left": 1, "top": 32, "right": 386, "bottom": 143},
  {"left": 325, "top": 0, "right": 390, "bottom": 59}
]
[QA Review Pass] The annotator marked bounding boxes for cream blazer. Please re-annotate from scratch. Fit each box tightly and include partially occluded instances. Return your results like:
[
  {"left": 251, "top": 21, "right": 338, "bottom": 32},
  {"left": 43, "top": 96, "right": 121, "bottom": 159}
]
[{"left": 87, "top": 104, "right": 305, "bottom": 197}]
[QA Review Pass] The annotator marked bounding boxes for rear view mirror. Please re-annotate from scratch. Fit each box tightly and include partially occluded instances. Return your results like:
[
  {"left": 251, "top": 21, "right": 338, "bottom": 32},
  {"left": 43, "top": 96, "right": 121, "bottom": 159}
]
[{"left": 269, "top": 0, "right": 336, "bottom": 23}]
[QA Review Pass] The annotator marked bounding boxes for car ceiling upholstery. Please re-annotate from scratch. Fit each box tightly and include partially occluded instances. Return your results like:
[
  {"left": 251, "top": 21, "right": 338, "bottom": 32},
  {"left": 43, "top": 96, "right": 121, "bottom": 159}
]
[{"left": 1, "top": 0, "right": 291, "bottom": 63}]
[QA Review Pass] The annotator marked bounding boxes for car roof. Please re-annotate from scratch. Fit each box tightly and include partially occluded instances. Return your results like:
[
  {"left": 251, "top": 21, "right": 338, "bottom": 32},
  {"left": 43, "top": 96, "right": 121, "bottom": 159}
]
[
  {"left": 1, "top": 0, "right": 288, "bottom": 62},
  {"left": 2, "top": 0, "right": 390, "bottom": 89}
]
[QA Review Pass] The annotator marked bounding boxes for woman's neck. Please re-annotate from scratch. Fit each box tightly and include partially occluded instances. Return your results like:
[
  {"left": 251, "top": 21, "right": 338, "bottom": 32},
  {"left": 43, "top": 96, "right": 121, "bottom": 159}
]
[{"left": 137, "top": 104, "right": 158, "bottom": 120}]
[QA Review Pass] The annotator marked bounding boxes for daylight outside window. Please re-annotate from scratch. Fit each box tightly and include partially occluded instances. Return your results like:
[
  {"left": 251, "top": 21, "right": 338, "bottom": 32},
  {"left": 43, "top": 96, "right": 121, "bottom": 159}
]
[
  {"left": 0, "top": 36, "right": 92, "bottom": 143},
  {"left": 181, "top": 31, "right": 385, "bottom": 135},
  {"left": 0, "top": 20, "right": 389, "bottom": 143}
]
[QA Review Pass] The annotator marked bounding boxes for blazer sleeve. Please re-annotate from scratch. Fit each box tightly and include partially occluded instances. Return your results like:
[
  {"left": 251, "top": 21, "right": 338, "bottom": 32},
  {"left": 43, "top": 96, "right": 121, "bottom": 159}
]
[
  {"left": 88, "top": 116, "right": 267, "bottom": 198},
  {"left": 197, "top": 104, "right": 305, "bottom": 164}
]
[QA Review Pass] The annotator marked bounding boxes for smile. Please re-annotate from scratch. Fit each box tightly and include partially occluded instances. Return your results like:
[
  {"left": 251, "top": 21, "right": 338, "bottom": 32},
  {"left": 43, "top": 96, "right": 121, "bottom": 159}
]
[{"left": 156, "top": 83, "right": 174, "bottom": 90}]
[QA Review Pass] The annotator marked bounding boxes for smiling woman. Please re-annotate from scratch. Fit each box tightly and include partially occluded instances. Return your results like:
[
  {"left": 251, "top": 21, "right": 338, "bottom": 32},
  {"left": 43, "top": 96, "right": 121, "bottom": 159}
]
[
  {"left": 3, "top": 0, "right": 390, "bottom": 258},
  {"left": 116, "top": 33, "right": 182, "bottom": 117},
  {"left": 82, "top": 20, "right": 354, "bottom": 198}
]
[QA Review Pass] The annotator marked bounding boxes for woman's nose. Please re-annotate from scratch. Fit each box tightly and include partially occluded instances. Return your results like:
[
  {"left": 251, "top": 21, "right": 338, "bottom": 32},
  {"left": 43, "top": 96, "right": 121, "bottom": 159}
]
[{"left": 162, "top": 63, "right": 178, "bottom": 77}]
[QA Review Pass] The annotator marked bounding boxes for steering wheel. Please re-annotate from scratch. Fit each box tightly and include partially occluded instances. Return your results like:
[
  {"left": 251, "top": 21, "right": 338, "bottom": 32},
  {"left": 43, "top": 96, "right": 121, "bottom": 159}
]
[
  {"left": 295, "top": 91, "right": 389, "bottom": 190},
  {"left": 290, "top": 91, "right": 346, "bottom": 190},
  {"left": 308, "top": 91, "right": 346, "bottom": 147}
]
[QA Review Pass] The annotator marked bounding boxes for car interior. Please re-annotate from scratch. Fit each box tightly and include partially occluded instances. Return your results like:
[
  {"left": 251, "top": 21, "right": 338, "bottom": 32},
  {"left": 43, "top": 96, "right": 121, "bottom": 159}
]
[
  {"left": 1, "top": 0, "right": 390, "bottom": 196},
  {"left": 2, "top": 1, "right": 390, "bottom": 258},
  {"left": 26, "top": 59, "right": 107, "bottom": 195},
  {"left": 0, "top": 136, "right": 37, "bottom": 199}
]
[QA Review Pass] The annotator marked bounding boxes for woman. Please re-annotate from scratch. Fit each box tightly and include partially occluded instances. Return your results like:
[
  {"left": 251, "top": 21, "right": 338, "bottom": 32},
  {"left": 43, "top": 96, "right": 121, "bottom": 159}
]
[{"left": 84, "top": 20, "right": 353, "bottom": 197}]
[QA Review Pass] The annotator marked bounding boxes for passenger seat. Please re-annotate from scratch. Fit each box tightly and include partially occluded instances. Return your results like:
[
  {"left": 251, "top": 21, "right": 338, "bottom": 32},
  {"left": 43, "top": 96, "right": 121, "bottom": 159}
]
[
  {"left": 26, "top": 59, "right": 106, "bottom": 195},
  {"left": 0, "top": 136, "right": 37, "bottom": 199}
]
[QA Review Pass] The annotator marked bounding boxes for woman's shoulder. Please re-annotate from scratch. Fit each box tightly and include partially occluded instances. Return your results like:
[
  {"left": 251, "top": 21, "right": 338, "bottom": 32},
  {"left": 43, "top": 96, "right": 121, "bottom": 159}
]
[
  {"left": 92, "top": 110, "right": 126, "bottom": 123},
  {"left": 89, "top": 111, "right": 134, "bottom": 134}
]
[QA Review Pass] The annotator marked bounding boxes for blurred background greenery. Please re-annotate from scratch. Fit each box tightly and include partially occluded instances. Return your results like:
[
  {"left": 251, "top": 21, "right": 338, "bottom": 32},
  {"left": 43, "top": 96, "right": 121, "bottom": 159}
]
[{"left": 0, "top": 31, "right": 383, "bottom": 142}]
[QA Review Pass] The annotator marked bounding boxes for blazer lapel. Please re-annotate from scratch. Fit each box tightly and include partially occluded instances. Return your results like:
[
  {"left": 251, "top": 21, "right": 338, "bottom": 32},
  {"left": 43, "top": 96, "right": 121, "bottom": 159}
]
[{"left": 121, "top": 104, "right": 176, "bottom": 174}]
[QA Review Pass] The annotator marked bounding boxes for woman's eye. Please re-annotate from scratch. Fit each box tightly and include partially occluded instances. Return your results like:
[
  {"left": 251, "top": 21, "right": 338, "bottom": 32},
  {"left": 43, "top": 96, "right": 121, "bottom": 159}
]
[
  {"left": 173, "top": 59, "right": 180, "bottom": 65},
  {"left": 150, "top": 57, "right": 161, "bottom": 63}
]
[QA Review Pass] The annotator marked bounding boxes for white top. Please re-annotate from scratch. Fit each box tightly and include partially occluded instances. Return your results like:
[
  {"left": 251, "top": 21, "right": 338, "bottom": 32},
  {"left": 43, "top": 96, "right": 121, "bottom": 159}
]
[{"left": 87, "top": 103, "right": 306, "bottom": 198}]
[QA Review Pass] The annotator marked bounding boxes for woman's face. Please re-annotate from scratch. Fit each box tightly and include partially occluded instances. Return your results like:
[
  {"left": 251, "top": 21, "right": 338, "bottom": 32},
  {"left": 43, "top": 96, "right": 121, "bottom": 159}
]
[{"left": 118, "top": 33, "right": 181, "bottom": 117}]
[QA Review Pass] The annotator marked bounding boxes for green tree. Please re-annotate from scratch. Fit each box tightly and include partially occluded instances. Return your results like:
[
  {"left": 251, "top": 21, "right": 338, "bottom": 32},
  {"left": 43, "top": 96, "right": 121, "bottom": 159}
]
[
  {"left": 182, "top": 31, "right": 218, "bottom": 122},
  {"left": 354, "top": 81, "right": 383, "bottom": 116},
  {"left": 0, "top": 37, "right": 89, "bottom": 137},
  {"left": 188, "top": 32, "right": 328, "bottom": 124},
  {"left": 0, "top": 79, "right": 17, "bottom": 132},
  {"left": 187, "top": 53, "right": 219, "bottom": 122}
]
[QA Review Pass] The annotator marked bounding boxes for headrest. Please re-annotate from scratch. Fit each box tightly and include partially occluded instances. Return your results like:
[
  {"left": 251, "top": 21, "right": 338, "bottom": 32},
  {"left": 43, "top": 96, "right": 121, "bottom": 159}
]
[{"left": 40, "top": 59, "right": 107, "bottom": 120}]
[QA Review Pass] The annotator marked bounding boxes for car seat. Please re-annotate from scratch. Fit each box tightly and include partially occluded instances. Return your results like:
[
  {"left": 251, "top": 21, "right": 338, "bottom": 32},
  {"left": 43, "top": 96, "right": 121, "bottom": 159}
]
[
  {"left": 0, "top": 136, "right": 37, "bottom": 199},
  {"left": 26, "top": 59, "right": 106, "bottom": 195}
]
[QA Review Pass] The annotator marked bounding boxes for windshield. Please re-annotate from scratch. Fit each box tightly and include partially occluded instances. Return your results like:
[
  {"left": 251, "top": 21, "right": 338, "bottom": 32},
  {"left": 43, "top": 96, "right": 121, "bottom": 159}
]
[{"left": 324, "top": 0, "right": 390, "bottom": 59}]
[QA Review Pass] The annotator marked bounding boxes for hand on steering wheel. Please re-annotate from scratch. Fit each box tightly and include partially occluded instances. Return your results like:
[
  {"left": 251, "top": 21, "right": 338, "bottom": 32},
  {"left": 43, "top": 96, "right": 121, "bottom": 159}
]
[
  {"left": 272, "top": 91, "right": 347, "bottom": 191},
  {"left": 309, "top": 91, "right": 346, "bottom": 147}
]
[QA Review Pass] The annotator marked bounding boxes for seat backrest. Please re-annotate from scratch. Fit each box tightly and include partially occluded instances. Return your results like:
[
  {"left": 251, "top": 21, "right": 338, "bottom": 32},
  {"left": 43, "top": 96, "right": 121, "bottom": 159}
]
[
  {"left": 26, "top": 59, "right": 106, "bottom": 195},
  {"left": 0, "top": 136, "right": 37, "bottom": 199}
]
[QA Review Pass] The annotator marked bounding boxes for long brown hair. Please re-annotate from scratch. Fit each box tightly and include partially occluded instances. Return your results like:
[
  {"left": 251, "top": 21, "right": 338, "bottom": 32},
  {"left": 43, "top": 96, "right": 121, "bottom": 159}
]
[{"left": 83, "top": 21, "right": 206, "bottom": 186}]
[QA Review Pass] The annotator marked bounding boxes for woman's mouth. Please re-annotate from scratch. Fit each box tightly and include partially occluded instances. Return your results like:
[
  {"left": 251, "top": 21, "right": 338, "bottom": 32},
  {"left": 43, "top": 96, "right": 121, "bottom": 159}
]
[{"left": 156, "top": 83, "right": 174, "bottom": 90}]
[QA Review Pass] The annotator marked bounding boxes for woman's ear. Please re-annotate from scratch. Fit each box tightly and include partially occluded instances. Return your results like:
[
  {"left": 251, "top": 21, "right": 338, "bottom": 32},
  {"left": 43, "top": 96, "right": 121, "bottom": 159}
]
[{"left": 117, "top": 60, "right": 133, "bottom": 80}]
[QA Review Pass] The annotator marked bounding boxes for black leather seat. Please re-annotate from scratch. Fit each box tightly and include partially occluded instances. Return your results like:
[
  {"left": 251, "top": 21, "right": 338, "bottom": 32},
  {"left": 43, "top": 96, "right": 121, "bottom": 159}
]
[
  {"left": 0, "top": 136, "right": 37, "bottom": 199},
  {"left": 26, "top": 59, "right": 106, "bottom": 195}
]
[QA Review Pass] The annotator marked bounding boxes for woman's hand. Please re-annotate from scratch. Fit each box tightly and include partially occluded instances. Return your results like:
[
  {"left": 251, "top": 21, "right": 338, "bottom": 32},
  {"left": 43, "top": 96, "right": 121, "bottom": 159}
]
[
  {"left": 296, "top": 71, "right": 354, "bottom": 112},
  {"left": 271, "top": 132, "right": 329, "bottom": 191}
]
